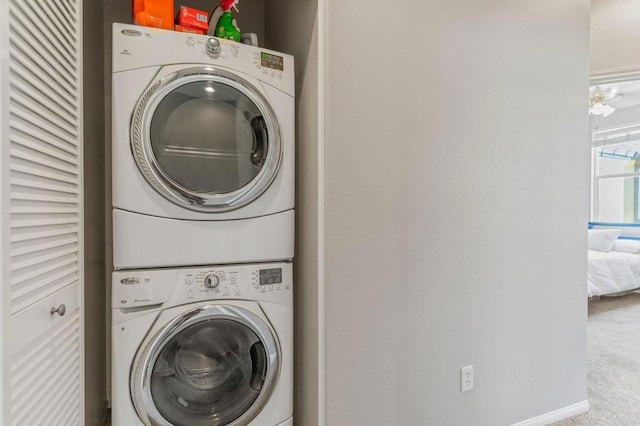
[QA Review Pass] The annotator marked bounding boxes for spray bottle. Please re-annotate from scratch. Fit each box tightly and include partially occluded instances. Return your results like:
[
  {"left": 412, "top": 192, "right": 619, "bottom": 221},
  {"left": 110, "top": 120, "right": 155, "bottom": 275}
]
[{"left": 215, "top": 0, "right": 241, "bottom": 42}]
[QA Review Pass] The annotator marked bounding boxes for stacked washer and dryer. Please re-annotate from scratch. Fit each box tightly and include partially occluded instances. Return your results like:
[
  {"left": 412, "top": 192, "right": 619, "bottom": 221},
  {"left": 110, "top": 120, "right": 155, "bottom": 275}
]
[{"left": 110, "top": 23, "right": 294, "bottom": 426}]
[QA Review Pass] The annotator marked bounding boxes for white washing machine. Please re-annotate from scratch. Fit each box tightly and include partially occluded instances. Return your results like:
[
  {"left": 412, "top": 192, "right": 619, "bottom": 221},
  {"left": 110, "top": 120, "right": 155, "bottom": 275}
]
[
  {"left": 111, "top": 23, "right": 295, "bottom": 269},
  {"left": 111, "top": 262, "right": 293, "bottom": 426}
]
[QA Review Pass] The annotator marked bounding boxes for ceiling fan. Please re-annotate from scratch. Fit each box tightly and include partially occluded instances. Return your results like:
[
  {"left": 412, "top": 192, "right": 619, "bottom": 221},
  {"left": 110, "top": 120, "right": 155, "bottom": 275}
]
[{"left": 589, "top": 89, "right": 622, "bottom": 117}]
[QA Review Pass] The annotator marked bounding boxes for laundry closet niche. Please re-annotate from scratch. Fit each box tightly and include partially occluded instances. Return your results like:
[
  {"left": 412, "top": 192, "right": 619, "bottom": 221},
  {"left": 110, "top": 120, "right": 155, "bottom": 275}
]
[{"left": 100, "top": 0, "right": 320, "bottom": 424}]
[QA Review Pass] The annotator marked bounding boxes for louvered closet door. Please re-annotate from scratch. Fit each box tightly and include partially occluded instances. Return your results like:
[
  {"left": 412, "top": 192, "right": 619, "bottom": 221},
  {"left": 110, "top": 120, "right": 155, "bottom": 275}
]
[{"left": 7, "top": 0, "right": 83, "bottom": 423}]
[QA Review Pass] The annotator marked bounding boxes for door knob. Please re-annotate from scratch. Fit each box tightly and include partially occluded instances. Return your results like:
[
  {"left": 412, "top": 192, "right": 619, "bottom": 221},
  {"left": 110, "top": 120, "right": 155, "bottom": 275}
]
[{"left": 50, "top": 304, "right": 66, "bottom": 317}]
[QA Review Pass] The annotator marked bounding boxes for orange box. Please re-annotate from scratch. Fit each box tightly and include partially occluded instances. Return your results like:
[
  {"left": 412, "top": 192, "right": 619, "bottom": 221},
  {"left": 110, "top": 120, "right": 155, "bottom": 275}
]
[
  {"left": 176, "top": 6, "right": 208, "bottom": 32},
  {"left": 174, "top": 24, "right": 204, "bottom": 35},
  {"left": 133, "top": 0, "right": 174, "bottom": 30}
]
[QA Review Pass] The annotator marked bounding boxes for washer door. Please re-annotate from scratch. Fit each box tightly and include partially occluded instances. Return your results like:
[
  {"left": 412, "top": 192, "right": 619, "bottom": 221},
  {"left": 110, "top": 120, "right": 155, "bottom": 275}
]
[
  {"left": 131, "top": 67, "right": 282, "bottom": 212},
  {"left": 131, "top": 305, "right": 280, "bottom": 426}
]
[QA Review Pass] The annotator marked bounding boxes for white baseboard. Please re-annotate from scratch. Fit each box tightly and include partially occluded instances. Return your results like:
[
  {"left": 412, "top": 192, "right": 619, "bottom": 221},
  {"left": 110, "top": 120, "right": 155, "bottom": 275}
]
[{"left": 512, "top": 400, "right": 589, "bottom": 426}]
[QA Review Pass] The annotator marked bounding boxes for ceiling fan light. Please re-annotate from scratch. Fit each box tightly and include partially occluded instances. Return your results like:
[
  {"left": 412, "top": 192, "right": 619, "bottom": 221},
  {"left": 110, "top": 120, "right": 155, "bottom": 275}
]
[
  {"left": 602, "top": 104, "right": 615, "bottom": 117},
  {"left": 589, "top": 89, "right": 622, "bottom": 117},
  {"left": 590, "top": 102, "right": 606, "bottom": 115}
]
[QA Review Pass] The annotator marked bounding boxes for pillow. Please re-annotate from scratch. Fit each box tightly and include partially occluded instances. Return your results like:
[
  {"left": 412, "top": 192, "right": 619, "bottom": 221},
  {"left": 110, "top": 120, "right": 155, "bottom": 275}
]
[
  {"left": 588, "top": 229, "right": 621, "bottom": 252},
  {"left": 612, "top": 239, "right": 640, "bottom": 254}
]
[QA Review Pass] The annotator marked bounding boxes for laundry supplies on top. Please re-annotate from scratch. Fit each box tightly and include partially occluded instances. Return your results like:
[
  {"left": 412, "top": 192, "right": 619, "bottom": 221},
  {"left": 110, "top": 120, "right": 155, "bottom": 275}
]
[
  {"left": 214, "top": 0, "right": 241, "bottom": 41},
  {"left": 175, "top": 6, "right": 209, "bottom": 33},
  {"left": 133, "top": 0, "right": 174, "bottom": 30}
]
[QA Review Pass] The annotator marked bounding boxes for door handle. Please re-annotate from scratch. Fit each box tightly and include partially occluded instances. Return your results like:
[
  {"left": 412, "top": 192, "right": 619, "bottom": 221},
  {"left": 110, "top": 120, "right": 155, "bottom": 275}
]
[
  {"left": 50, "top": 304, "right": 66, "bottom": 317},
  {"left": 250, "top": 116, "right": 267, "bottom": 167}
]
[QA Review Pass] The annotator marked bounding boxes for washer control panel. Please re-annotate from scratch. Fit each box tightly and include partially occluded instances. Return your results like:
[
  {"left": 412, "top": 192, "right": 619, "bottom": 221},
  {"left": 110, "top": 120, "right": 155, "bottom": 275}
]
[
  {"left": 182, "top": 268, "right": 241, "bottom": 301},
  {"left": 203, "top": 273, "right": 220, "bottom": 288},
  {"left": 113, "top": 262, "right": 293, "bottom": 309}
]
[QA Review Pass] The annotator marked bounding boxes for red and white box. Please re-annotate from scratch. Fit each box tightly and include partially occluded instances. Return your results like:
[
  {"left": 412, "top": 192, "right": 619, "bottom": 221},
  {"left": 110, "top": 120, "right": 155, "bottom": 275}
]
[
  {"left": 175, "top": 6, "right": 208, "bottom": 32},
  {"left": 174, "top": 24, "right": 204, "bottom": 34}
]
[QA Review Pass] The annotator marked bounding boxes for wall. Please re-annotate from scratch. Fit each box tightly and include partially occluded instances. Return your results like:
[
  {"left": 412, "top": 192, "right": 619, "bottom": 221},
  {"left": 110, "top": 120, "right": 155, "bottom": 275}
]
[
  {"left": 83, "top": 0, "right": 107, "bottom": 423},
  {"left": 591, "top": 0, "right": 640, "bottom": 74},
  {"left": 263, "top": 1, "right": 320, "bottom": 424},
  {"left": 323, "top": 1, "right": 590, "bottom": 424}
]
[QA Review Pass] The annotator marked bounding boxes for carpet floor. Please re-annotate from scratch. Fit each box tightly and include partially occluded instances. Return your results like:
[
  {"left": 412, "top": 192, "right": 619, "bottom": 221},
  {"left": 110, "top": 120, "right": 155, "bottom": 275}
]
[{"left": 553, "top": 292, "right": 640, "bottom": 426}]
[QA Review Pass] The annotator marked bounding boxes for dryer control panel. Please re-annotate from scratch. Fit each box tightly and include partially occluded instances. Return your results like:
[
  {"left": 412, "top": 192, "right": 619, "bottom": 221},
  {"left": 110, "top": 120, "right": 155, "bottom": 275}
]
[
  {"left": 112, "top": 262, "right": 293, "bottom": 309},
  {"left": 112, "top": 23, "right": 295, "bottom": 97}
]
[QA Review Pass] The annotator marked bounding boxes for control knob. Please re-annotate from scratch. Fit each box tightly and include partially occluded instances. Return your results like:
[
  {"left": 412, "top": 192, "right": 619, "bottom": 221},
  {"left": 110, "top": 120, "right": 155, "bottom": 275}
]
[
  {"left": 204, "top": 273, "right": 220, "bottom": 289},
  {"left": 206, "top": 38, "right": 221, "bottom": 55}
]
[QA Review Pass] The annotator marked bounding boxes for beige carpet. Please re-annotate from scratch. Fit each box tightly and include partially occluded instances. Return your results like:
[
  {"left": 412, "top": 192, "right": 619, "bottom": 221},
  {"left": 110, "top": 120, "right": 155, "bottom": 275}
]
[{"left": 553, "top": 292, "right": 640, "bottom": 426}]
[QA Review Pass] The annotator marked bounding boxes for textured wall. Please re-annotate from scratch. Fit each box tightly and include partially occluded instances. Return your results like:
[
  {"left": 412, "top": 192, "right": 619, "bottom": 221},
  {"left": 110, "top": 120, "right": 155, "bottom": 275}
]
[
  {"left": 591, "top": 0, "right": 640, "bottom": 73},
  {"left": 323, "top": 1, "right": 590, "bottom": 424}
]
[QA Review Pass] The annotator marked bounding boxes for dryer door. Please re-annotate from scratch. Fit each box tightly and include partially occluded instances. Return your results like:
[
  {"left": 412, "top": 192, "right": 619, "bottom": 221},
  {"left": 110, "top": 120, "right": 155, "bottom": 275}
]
[
  {"left": 131, "top": 305, "right": 280, "bottom": 426},
  {"left": 131, "top": 67, "right": 282, "bottom": 212}
]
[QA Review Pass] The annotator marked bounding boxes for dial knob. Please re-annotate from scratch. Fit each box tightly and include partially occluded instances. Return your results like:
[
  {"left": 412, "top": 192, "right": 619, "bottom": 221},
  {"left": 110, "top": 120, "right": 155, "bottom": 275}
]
[
  {"left": 204, "top": 273, "right": 220, "bottom": 289},
  {"left": 206, "top": 38, "right": 221, "bottom": 55}
]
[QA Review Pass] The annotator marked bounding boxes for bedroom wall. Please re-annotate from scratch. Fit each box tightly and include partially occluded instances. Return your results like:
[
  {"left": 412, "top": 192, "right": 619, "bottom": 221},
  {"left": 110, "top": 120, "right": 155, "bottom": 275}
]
[
  {"left": 591, "top": 0, "right": 640, "bottom": 73},
  {"left": 323, "top": 1, "right": 590, "bottom": 425}
]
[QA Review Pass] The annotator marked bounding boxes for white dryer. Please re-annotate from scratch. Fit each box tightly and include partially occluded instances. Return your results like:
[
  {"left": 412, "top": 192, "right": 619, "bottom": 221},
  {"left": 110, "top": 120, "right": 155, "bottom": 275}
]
[
  {"left": 111, "top": 23, "right": 294, "bottom": 269},
  {"left": 111, "top": 262, "right": 293, "bottom": 426}
]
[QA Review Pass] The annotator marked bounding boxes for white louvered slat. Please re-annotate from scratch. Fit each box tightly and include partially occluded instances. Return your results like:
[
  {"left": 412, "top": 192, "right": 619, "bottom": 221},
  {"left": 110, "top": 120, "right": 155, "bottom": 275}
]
[
  {"left": 10, "top": 103, "right": 78, "bottom": 147},
  {"left": 10, "top": 255, "right": 77, "bottom": 292},
  {"left": 11, "top": 232, "right": 78, "bottom": 255},
  {"left": 10, "top": 69, "right": 77, "bottom": 130},
  {"left": 10, "top": 90, "right": 77, "bottom": 138},
  {"left": 9, "top": 36, "right": 77, "bottom": 110},
  {"left": 8, "top": 6, "right": 77, "bottom": 89},
  {"left": 12, "top": 175, "right": 78, "bottom": 195},
  {"left": 10, "top": 148, "right": 78, "bottom": 179},
  {"left": 10, "top": 1, "right": 76, "bottom": 72},
  {"left": 36, "top": 0, "right": 77, "bottom": 49},
  {"left": 11, "top": 223, "right": 79, "bottom": 243},
  {"left": 10, "top": 251, "right": 77, "bottom": 280},
  {"left": 52, "top": 0, "right": 78, "bottom": 30},
  {"left": 9, "top": 66, "right": 77, "bottom": 134},
  {"left": 35, "top": 0, "right": 77, "bottom": 44},
  {"left": 9, "top": 283, "right": 81, "bottom": 425},
  {"left": 10, "top": 115, "right": 78, "bottom": 156},
  {"left": 11, "top": 202, "right": 80, "bottom": 215},
  {"left": 11, "top": 242, "right": 78, "bottom": 272},
  {"left": 30, "top": 0, "right": 77, "bottom": 60},
  {"left": 12, "top": 162, "right": 77, "bottom": 184},
  {"left": 56, "top": 0, "right": 75, "bottom": 18},
  {"left": 59, "top": 400, "right": 82, "bottom": 426},
  {"left": 27, "top": 333, "right": 79, "bottom": 424},
  {"left": 11, "top": 134, "right": 77, "bottom": 169},
  {"left": 10, "top": 214, "right": 78, "bottom": 228},
  {"left": 11, "top": 194, "right": 77, "bottom": 208}
]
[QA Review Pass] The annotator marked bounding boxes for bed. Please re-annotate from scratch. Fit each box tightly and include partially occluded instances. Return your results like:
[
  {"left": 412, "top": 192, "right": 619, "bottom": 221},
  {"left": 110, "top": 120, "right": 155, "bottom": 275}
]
[{"left": 587, "top": 228, "right": 640, "bottom": 297}]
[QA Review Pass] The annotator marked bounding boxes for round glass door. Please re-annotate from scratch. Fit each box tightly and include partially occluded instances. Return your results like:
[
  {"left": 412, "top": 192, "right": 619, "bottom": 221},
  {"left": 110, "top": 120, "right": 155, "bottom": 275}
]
[
  {"left": 131, "top": 68, "right": 282, "bottom": 212},
  {"left": 132, "top": 305, "right": 280, "bottom": 426}
]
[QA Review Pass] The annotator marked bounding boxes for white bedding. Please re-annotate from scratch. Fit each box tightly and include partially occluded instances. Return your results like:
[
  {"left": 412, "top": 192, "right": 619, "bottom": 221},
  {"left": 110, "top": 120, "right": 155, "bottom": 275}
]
[{"left": 588, "top": 249, "right": 640, "bottom": 297}]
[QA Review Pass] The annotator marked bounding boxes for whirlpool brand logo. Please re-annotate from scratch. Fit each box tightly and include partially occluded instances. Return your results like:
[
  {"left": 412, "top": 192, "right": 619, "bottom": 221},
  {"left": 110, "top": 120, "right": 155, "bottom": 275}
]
[
  {"left": 121, "top": 277, "right": 141, "bottom": 285},
  {"left": 121, "top": 29, "right": 142, "bottom": 37}
]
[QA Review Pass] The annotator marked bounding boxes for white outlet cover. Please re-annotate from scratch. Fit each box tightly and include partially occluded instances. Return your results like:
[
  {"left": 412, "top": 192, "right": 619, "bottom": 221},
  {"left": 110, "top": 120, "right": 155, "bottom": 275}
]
[{"left": 460, "top": 365, "right": 474, "bottom": 392}]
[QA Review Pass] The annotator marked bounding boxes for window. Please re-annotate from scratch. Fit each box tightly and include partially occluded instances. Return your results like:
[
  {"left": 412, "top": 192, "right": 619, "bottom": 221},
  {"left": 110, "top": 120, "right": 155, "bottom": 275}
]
[{"left": 592, "top": 138, "right": 640, "bottom": 223}]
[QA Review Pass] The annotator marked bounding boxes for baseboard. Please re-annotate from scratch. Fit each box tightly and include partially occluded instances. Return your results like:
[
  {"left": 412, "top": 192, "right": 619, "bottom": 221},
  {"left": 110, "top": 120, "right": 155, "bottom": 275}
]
[{"left": 511, "top": 400, "right": 589, "bottom": 426}]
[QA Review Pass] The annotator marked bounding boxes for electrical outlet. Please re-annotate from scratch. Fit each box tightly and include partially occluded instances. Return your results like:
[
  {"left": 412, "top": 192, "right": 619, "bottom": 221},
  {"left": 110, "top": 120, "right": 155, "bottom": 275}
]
[{"left": 460, "top": 365, "right": 474, "bottom": 392}]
